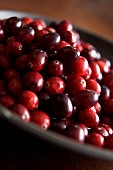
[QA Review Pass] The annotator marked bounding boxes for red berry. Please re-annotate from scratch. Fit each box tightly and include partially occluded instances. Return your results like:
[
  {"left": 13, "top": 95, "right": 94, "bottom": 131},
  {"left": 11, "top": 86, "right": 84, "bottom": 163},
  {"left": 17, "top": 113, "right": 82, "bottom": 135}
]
[
  {"left": 94, "top": 102, "right": 101, "bottom": 114},
  {"left": 96, "top": 60, "right": 110, "bottom": 73},
  {"left": 81, "top": 47, "right": 97, "bottom": 61},
  {"left": 47, "top": 60, "right": 63, "bottom": 76},
  {"left": 86, "top": 79, "right": 101, "bottom": 95},
  {"left": 29, "top": 19, "right": 46, "bottom": 31},
  {"left": 55, "top": 40, "right": 70, "bottom": 50},
  {"left": 21, "top": 17, "right": 33, "bottom": 26},
  {"left": 0, "top": 54, "right": 10, "bottom": 69},
  {"left": 102, "top": 99, "right": 113, "bottom": 115},
  {"left": 99, "top": 123, "right": 113, "bottom": 135},
  {"left": 90, "top": 62, "right": 101, "bottom": 79},
  {"left": 18, "top": 90, "right": 38, "bottom": 111},
  {"left": 4, "top": 68, "right": 20, "bottom": 81},
  {"left": 23, "top": 72, "right": 44, "bottom": 92},
  {"left": 45, "top": 77, "right": 65, "bottom": 95},
  {"left": 58, "top": 20, "right": 73, "bottom": 33},
  {"left": 15, "top": 54, "right": 27, "bottom": 71},
  {"left": 8, "top": 78, "right": 23, "bottom": 95},
  {"left": 76, "top": 123, "right": 88, "bottom": 136},
  {"left": 92, "top": 126, "right": 109, "bottom": 137},
  {"left": 31, "top": 110, "right": 50, "bottom": 130},
  {"left": 0, "top": 95, "right": 15, "bottom": 108},
  {"left": 11, "top": 104, "right": 30, "bottom": 122},
  {"left": 66, "top": 124, "right": 85, "bottom": 144},
  {"left": 86, "top": 133, "right": 104, "bottom": 147}
]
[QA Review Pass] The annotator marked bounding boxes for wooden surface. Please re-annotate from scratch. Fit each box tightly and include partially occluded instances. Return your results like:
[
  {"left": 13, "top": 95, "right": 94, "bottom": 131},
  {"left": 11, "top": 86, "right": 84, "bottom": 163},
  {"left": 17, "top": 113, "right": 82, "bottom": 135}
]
[{"left": 0, "top": 0, "right": 113, "bottom": 170}]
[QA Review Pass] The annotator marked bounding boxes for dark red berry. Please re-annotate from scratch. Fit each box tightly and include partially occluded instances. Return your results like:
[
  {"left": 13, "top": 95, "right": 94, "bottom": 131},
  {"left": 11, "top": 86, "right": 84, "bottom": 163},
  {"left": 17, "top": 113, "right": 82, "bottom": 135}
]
[
  {"left": 8, "top": 78, "right": 23, "bottom": 95},
  {"left": 31, "top": 110, "right": 50, "bottom": 130},
  {"left": 26, "top": 49, "right": 48, "bottom": 72},
  {"left": 86, "top": 133, "right": 104, "bottom": 147},
  {"left": 23, "top": 72, "right": 44, "bottom": 92},
  {"left": 92, "top": 126, "right": 109, "bottom": 137},
  {"left": 99, "top": 85, "right": 110, "bottom": 101},
  {"left": 90, "top": 62, "right": 101, "bottom": 79},
  {"left": 21, "top": 17, "right": 33, "bottom": 26},
  {"left": 58, "top": 20, "right": 73, "bottom": 33},
  {"left": 11, "top": 103, "right": 30, "bottom": 122},
  {"left": 0, "top": 95, "right": 15, "bottom": 108},
  {"left": 15, "top": 54, "right": 27, "bottom": 71},
  {"left": 102, "top": 99, "right": 113, "bottom": 115},
  {"left": 0, "top": 54, "right": 10, "bottom": 69},
  {"left": 86, "top": 79, "right": 101, "bottom": 95},
  {"left": 0, "top": 27, "right": 5, "bottom": 42},
  {"left": 76, "top": 123, "right": 88, "bottom": 136},
  {"left": 4, "top": 68, "right": 20, "bottom": 81},
  {"left": 45, "top": 77, "right": 65, "bottom": 95},
  {"left": 18, "top": 90, "right": 38, "bottom": 111},
  {"left": 55, "top": 40, "right": 70, "bottom": 51},
  {"left": 29, "top": 19, "right": 46, "bottom": 31},
  {"left": 66, "top": 124, "right": 85, "bottom": 144},
  {"left": 96, "top": 60, "right": 110, "bottom": 73},
  {"left": 47, "top": 60, "right": 63, "bottom": 76},
  {"left": 81, "top": 47, "right": 97, "bottom": 61}
]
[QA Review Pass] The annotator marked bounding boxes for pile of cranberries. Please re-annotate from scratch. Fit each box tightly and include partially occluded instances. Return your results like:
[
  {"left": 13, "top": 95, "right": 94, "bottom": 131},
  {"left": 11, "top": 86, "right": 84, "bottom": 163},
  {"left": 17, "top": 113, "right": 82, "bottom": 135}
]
[{"left": 0, "top": 16, "right": 113, "bottom": 150}]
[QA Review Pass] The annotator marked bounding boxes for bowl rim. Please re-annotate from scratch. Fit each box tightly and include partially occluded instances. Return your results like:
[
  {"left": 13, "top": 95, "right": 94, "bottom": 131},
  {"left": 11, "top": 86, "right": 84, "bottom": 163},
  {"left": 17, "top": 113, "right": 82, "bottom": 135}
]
[{"left": 0, "top": 10, "right": 113, "bottom": 161}]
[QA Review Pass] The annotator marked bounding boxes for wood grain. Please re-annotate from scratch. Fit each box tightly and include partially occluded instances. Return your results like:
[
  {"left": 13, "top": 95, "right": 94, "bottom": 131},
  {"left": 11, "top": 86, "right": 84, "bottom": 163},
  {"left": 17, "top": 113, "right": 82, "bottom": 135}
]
[{"left": 0, "top": 0, "right": 113, "bottom": 169}]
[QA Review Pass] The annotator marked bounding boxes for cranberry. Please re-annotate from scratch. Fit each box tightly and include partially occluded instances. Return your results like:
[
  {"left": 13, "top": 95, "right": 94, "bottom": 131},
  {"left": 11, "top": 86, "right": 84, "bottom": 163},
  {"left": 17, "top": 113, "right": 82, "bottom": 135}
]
[
  {"left": 5, "top": 17, "right": 22, "bottom": 35},
  {"left": 102, "top": 72, "right": 113, "bottom": 88},
  {"left": 79, "top": 108, "right": 99, "bottom": 128},
  {"left": 76, "top": 89, "right": 98, "bottom": 109},
  {"left": 45, "top": 77, "right": 65, "bottom": 95},
  {"left": 94, "top": 102, "right": 101, "bottom": 114},
  {"left": 57, "top": 46, "right": 80, "bottom": 64},
  {"left": 47, "top": 60, "right": 63, "bottom": 76},
  {"left": 15, "top": 26, "right": 35, "bottom": 44},
  {"left": 21, "top": 17, "right": 33, "bottom": 26},
  {"left": 8, "top": 78, "right": 23, "bottom": 95},
  {"left": 0, "top": 95, "right": 15, "bottom": 108},
  {"left": 18, "top": 90, "right": 38, "bottom": 111},
  {"left": 72, "top": 56, "right": 89, "bottom": 77},
  {"left": 55, "top": 41, "right": 70, "bottom": 51},
  {"left": 101, "top": 115, "right": 113, "bottom": 127},
  {"left": 66, "top": 124, "right": 85, "bottom": 144},
  {"left": 99, "top": 85, "right": 110, "bottom": 101},
  {"left": 105, "top": 135, "right": 113, "bottom": 149},
  {"left": 0, "top": 27, "right": 5, "bottom": 42},
  {"left": 57, "top": 20, "right": 73, "bottom": 33},
  {"left": 0, "top": 19, "right": 6, "bottom": 28},
  {"left": 0, "top": 44, "right": 5, "bottom": 54},
  {"left": 26, "top": 49, "right": 48, "bottom": 72},
  {"left": 102, "top": 99, "right": 113, "bottom": 115},
  {"left": 38, "top": 91, "right": 50, "bottom": 110},
  {"left": 51, "top": 119, "right": 67, "bottom": 134},
  {"left": 86, "top": 79, "right": 101, "bottom": 95},
  {"left": 11, "top": 104, "right": 30, "bottom": 122},
  {"left": 34, "top": 29, "right": 48, "bottom": 42},
  {"left": 99, "top": 123, "right": 113, "bottom": 135},
  {"left": 96, "top": 60, "right": 110, "bottom": 73},
  {"left": 66, "top": 76, "right": 86, "bottom": 96},
  {"left": 29, "top": 19, "right": 46, "bottom": 31},
  {"left": 81, "top": 47, "right": 97, "bottom": 61},
  {"left": 90, "top": 62, "right": 101, "bottom": 79},
  {"left": 0, "top": 54, "right": 10, "bottom": 69},
  {"left": 15, "top": 54, "right": 27, "bottom": 71},
  {"left": 41, "top": 32, "right": 61, "bottom": 50},
  {"left": 61, "top": 31, "right": 79, "bottom": 45},
  {"left": 76, "top": 123, "right": 88, "bottom": 136},
  {"left": 92, "top": 126, "right": 109, "bottom": 137},
  {"left": 4, "top": 68, "right": 20, "bottom": 81},
  {"left": 86, "top": 133, "right": 104, "bottom": 147},
  {"left": 23, "top": 72, "right": 44, "bottom": 92},
  {"left": 45, "top": 27, "right": 56, "bottom": 33},
  {"left": 50, "top": 94, "right": 73, "bottom": 118},
  {"left": 101, "top": 57, "right": 111, "bottom": 68},
  {"left": 6, "top": 40, "right": 23, "bottom": 57},
  {"left": 31, "top": 110, "right": 50, "bottom": 130},
  {"left": 0, "top": 86, "right": 7, "bottom": 96},
  {"left": 83, "top": 66, "right": 92, "bottom": 79}
]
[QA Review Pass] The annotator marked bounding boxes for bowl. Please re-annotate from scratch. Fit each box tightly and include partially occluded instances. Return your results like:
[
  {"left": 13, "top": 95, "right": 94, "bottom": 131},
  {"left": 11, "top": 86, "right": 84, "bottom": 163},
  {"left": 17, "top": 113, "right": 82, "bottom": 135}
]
[{"left": 0, "top": 10, "right": 113, "bottom": 161}]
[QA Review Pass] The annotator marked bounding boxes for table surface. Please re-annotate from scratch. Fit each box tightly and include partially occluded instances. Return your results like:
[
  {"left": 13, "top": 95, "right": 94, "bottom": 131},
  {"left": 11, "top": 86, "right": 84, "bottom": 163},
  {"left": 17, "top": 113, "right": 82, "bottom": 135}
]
[{"left": 0, "top": 0, "right": 113, "bottom": 170}]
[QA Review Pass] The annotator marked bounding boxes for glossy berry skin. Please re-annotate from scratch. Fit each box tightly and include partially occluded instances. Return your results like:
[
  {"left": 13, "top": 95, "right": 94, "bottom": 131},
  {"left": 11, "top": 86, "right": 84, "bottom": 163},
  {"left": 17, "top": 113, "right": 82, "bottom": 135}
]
[
  {"left": 47, "top": 60, "right": 63, "bottom": 76},
  {"left": 15, "top": 26, "right": 35, "bottom": 44},
  {"left": 45, "top": 77, "right": 65, "bottom": 95},
  {"left": 57, "top": 46, "right": 80, "bottom": 64},
  {"left": 31, "top": 110, "right": 50, "bottom": 130},
  {"left": 21, "top": 17, "right": 33, "bottom": 26},
  {"left": 18, "top": 90, "right": 38, "bottom": 111},
  {"left": 29, "top": 19, "right": 46, "bottom": 31},
  {"left": 41, "top": 32, "right": 61, "bottom": 50},
  {"left": 86, "top": 79, "right": 101, "bottom": 95},
  {"left": 61, "top": 31, "right": 79, "bottom": 45},
  {"left": 102, "top": 99, "right": 113, "bottom": 115},
  {"left": 81, "top": 47, "right": 97, "bottom": 61},
  {"left": 0, "top": 95, "right": 15, "bottom": 108},
  {"left": 26, "top": 49, "right": 48, "bottom": 72},
  {"left": 79, "top": 108, "right": 99, "bottom": 128},
  {"left": 55, "top": 40, "right": 70, "bottom": 51},
  {"left": 23, "top": 72, "right": 44, "bottom": 92},
  {"left": 0, "top": 86, "right": 7, "bottom": 96},
  {"left": 90, "top": 62, "right": 101, "bottom": 79},
  {"left": 86, "top": 133, "right": 104, "bottom": 147},
  {"left": 66, "top": 76, "right": 86, "bottom": 96},
  {"left": 50, "top": 94, "right": 73, "bottom": 118},
  {"left": 66, "top": 124, "right": 85, "bottom": 144},
  {"left": 4, "top": 68, "right": 20, "bottom": 81},
  {"left": 76, "top": 89, "right": 98, "bottom": 110},
  {"left": 92, "top": 126, "right": 109, "bottom": 137},
  {"left": 99, "top": 85, "right": 110, "bottom": 102},
  {"left": 94, "top": 102, "right": 101, "bottom": 114},
  {"left": 51, "top": 119, "right": 67, "bottom": 134},
  {"left": 0, "top": 27, "right": 5, "bottom": 42},
  {"left": 76, "top": 123, "right": 88, "bottom": 136},
  {"left": 6, "top": 40, "right": 23, "bottom": 57},
  {"left": 0, "top": 54, "right": 10, "bottom": 69},
  {"left": 5, "top": 17, "right": 22, "bottom": 35},
  {"left": 8, "top": 78, "right": 23, "bottom": 95},
  {"left": 102, "top": 72, "right": 113, "bottom": 88},
  {"left": 58, "top": 20, "right": 73, "bottom": 33},
  {"left": 99, "top": 123, "right": 113, "bottom": 135},
  {"left": 38, "top": 91, "right": 50, "bottom": 110},
  {"left": 15, "top": 54, "right": 27, "bottom": 71},
  {"left": 72, "top": 56, "right": 89, "bottom": 77},
  {"left": 34, "top": 29, "right": 48, "bottom": 42},
  {"left": 11, "top": 104, "right": 30, "bottom": 122},
  {"left": 96, "top": 60, "right": 110, "bottom": 73}
]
